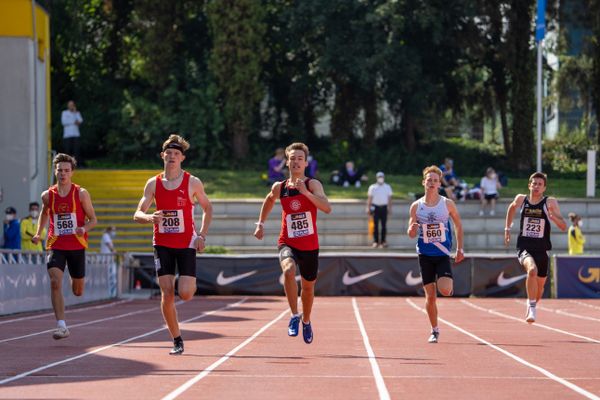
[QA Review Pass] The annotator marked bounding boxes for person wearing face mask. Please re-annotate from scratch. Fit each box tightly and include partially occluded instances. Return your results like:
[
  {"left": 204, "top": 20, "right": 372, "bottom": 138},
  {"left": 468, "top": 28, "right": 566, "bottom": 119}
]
[
  {"left": 101, "top": 226, "right": 116, "bottom": 254},
  {"left": 366, "top": 172, "right": 393, "bottom": 248},
  {"left": 3, "top": 207, "right": 21, "bottom": 250},
  {"left": 567, "top": 213, "right": 585, "bottom": 255},
  {"left": 21, "top": 202, "right": 46, "bottom": 251}
]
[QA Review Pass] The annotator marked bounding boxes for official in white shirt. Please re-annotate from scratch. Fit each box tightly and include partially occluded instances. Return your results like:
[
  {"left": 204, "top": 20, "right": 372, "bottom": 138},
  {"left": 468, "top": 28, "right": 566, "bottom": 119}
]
[
  {"left": 61, "top": 100, "right": 83, "bottom": 162},
  {"left": 366, "top": 172, "right": 393, "bottom": 248}
]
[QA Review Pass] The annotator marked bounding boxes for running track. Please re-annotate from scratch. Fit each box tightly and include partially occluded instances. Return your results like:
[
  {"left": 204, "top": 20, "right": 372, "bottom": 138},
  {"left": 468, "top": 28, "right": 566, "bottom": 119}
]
[{"left": 0, "top": 297, "right": 599, "bottom": 399}]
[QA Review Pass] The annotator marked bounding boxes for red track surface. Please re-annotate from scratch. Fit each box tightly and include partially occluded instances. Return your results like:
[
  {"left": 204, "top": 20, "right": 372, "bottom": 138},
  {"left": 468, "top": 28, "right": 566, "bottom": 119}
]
[{"left": 0, "top": 296, "right": 599, "bottom": 399}]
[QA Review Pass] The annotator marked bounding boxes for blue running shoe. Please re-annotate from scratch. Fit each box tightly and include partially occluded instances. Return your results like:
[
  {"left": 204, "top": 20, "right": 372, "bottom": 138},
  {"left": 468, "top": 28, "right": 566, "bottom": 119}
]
[
  {"left": 288, "top": 315, "right": 300, "bottom": 336},
  {"left": 302, "top": 320, "right": 313, "bottom": 344}
]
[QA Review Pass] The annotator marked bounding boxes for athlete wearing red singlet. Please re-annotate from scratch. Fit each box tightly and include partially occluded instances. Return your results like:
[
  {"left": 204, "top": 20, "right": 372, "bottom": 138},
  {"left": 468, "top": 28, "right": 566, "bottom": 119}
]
[
  {"left": 33, "top": 153, "right": 97, "bottom": 341},
  {"left": 254, "top": 142, "right": 331, "bottom": 344},
  {"left": 134, "top": 134, "right": 213, "bottom": 355}
]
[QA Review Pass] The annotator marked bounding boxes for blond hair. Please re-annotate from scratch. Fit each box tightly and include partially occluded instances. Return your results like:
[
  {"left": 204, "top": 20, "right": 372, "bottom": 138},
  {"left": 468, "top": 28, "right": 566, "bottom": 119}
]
[
  {"left": 422, "top": 165, "right": 442, "bottom": 179},
  {"left": 162, "top": 134, "right": 190, "bottom": 152},
  {"left": 285, "top": 142, "right": 309, "bottom": 159}
]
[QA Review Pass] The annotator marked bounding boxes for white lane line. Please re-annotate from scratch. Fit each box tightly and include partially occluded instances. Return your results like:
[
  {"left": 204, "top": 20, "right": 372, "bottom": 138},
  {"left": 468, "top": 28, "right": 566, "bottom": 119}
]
[
  {"left": 569, "top": 300, "right": 600, "bottom": 311},
  {"left": 463, "top": 300, "right": 600, "bottom": 344},
  {"left": 407, "top": 299, "right": 600, "bottom": 400},
  {"left": 0, "top": 298, "right": 248, "bottom": 386},
  {"left": 161, "top": 308, "right": 289, "bottom": 400},
  {"left": 512, "top": 299, "right": 600, "bottom": 323},
  {"left": 0, "top": 300, "right": 184, "bottom": 344},
  {"left": 0, "top": 299, "right": 133, "bottom": 326},
  {"left": 352, "top": 297, "right": 391, "bottom": 400}
]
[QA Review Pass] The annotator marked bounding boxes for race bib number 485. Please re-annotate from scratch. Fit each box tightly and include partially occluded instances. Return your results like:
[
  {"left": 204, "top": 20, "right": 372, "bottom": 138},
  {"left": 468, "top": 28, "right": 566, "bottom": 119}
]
[
  {"left": 159, "top": 210, "right": 185, "bottom": 234},
  {"left": 422, "top": 223, "right": 446, "bottom": 243},
  {"left": 286, "top": 212, "right": 314, "bottom": 238},
  {"left": 54, "top": 213, "right": 77, "bottom": 236},
  {"left": 522, "top": 217, "right": 545, "bottom": 238}
]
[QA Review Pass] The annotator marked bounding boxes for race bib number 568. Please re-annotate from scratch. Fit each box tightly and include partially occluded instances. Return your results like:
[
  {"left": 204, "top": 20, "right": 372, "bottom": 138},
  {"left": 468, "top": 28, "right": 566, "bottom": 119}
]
[{"left": 54, "top": 213, "right": 77, "bottom": 236}]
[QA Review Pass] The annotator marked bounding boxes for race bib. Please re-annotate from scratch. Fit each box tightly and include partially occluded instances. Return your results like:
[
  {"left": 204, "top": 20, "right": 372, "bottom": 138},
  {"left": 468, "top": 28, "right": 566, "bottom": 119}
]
[
  {"left": 54, "top": 213, "right": 77, "bottom": 236},
  {"left": 159, "top": 210, "right": 185, "bottom": 234},
  {"left": 286, "top": 211, "right": 314, "bottom": 238},
  {"left": 522, "top": 217, "right": 545, "bottom": 238},
  {"left": 422, "top": 223, "right": 446, "bottom": 243}
]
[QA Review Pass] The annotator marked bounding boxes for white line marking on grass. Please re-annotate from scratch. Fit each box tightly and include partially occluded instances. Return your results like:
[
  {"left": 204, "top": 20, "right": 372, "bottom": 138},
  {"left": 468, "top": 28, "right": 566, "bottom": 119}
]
[
  {"left": 463, "top": 300, "right": 600, "bottom": 344},
  {"left": 0, "top": 301, "right": 183, "bottom": 344},
  {"left": 0, "top": 299, "right": 133, "bottom": 326},
  {"left": 0, "top": 298, "right": 248, "bottom": 385},
  {"left": 352, "top": 297, "right": 391, "bottom": 400},
  {"left": 407, "top": 298, "right": 600, "bottom": 400},
  {"left": 161, "top": 308, "right": 289, "bottom": 400}
]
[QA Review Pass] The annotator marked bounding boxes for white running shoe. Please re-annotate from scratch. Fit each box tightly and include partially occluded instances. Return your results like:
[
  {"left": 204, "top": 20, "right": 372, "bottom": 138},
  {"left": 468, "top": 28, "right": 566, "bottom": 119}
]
[
  {"left": 52, "top": 326, "right": 70, "bottom": 340},
  {"left": 525, "top": 306, "right": 536, "bottom": 323},
  {"left": 428, "top": 331, "right": 439, "bottom": 343}
]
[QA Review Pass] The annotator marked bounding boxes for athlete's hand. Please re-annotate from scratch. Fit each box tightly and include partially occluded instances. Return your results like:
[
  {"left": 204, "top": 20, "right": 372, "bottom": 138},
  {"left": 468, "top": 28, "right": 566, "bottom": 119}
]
[
  {"left": 151, "top": 211, "right": 163, "bottom": 224},
  {"left": 31, "top": 234, "right": 40, "bottom": 245},
  {"left": 254, "top": 225, "right": 264, "bottom": 240},
  {"left": 294, "top": 178, "right": 308, "bottom": 194},
  {"left": 194, "top": 236, "right": 206, "bottom": 252},
  {"left": 407, "top": 222, "right": 419, "bottom": 237},
  {"left": 75, "top": 227, "right": 86, "bottom": 236},
  {"left": 504, "top": 230, "right": 510, "bottom": 247},
  {"left": 454, "top": 249, "right": 465, "bottom": 264}
]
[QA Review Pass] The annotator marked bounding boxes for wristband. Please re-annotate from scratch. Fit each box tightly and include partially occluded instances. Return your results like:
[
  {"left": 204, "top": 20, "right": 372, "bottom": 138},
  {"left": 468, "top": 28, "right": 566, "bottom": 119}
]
[
  {"left": 198, "top": 234, "right": 206, "bottom": 241},
  {"left": 255, "top": 221, "right": 264, "bottom": 226},
  {"left": 457, "top": 248, "right": 464, "bottom": 253}
]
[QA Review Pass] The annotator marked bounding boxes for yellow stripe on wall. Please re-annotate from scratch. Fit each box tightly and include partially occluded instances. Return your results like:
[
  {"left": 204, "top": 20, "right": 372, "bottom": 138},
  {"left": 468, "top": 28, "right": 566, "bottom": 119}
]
[{"left": 0, "top": 0, "right": 49, "bottom": 42}]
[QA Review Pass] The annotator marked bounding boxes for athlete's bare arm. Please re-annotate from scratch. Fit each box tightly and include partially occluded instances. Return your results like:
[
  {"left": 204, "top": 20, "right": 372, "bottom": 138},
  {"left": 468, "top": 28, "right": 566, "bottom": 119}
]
[
  {"left": 78, "top": 188, "right": 97, "bottom": 236},
  {"left": 407, "top": 201, "right": 419, "bottom": 239},
  {"left": 190, "top": 176, "right": 213, "bottom": 252},
  {"left": 447, "top": 199, "right": 465, "bottom": 263},
  {"left": 133, "top": 177, "right": 162, "bottom": 224},
  {"left": 546, "top": 197, "right": 567, "bottom": 232},
  {"left": 254, "top": 182, "right": 282, "bottom": 240},
  {"left": 31, "top": 190, "right": 50, "bottom": 245},
  {"left": 297, "top": 179, "right": 331, "bottom": 214},
  {"left": 504, "top": 194, "right": 526, "bottom": 246}
]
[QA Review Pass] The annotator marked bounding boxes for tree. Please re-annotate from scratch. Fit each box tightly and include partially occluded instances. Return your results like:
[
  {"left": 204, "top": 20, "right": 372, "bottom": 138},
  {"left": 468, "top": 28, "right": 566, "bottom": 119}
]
[{"left": 207, "top": 0, "right": 269, "bottom": 161}]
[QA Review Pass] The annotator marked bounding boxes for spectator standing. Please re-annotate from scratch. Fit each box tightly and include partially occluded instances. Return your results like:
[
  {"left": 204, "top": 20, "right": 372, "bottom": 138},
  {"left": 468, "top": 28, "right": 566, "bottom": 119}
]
[
  {"left": 21, "top": 202, "right": 46, "bottom": 251},
  {"left": 3, "top": 206, "right": 21, "bottom": 250},
  {"left": 366, "top": 172, "right": 393, "bottom": 248},
  {"left": 61, "top": 101, "right": 83, "bottom": 163},
  {"left": 267, "top": 148, "right": 287, "bottom": 185},
  {"left": 101, "top": 226, "right": 116, "bottom": 254},
  {"left": 567, "top": 213, "right": 585, "bottom": 255},
  {"left": 479, "top": 167, "right": 502, "bottom": 216}
]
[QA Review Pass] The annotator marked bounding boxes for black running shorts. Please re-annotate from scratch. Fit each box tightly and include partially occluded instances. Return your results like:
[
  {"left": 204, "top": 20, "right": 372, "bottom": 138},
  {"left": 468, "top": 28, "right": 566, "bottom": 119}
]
[
  {"left": 278, "top": 244, "right": 319, "bottom": 281},
  {"left": 518, "top": 249, "right": 549, "bottom": 278},
  {"left": 418, "top": 254, "right": 453, "bottom": 286},
  {"left": 153, "top": 246, "right": 197, "bottom": 277},
  {"left": 47, "top": 249, "right": 86, "bottom": 279}
]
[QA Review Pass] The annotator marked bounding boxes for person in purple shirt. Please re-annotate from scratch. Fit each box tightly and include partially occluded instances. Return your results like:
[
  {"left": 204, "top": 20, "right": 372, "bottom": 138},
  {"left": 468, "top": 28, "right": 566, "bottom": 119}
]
[{"left": 268, "top": 148, "right": 287, "bottom": 184}]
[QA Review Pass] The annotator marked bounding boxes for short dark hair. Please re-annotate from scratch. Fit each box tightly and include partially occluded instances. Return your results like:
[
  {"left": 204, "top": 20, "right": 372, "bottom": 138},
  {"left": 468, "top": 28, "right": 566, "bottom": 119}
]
[
  {"left": 53, "top": 153, "right": 77, "bottom": 169},
  {"left": 29, "top": 202, "right": 40, "bottom": 209},
  {"left": 529, "top": 172, "right": 547, "bottom": 186}
]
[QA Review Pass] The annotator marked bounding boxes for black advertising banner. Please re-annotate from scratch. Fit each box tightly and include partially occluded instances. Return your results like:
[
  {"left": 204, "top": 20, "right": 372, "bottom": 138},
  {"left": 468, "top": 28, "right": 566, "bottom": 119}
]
[
  {"left": 555, "top": 256, "right": 600, "bottom": 298},
  {"left": 470, "top": 255, "right": 550, "bottom": 298}
]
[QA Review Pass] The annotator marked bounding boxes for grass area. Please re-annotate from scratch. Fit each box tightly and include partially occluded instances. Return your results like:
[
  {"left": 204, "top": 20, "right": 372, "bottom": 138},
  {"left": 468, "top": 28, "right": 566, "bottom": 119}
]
[{"left": 75, "top": 168, "right": 588, "bottom": 200}]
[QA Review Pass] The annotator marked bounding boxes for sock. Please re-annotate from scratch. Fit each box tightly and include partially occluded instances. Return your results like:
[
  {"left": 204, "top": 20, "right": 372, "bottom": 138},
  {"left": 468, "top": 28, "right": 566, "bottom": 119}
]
[
  {"left": 432, "top": 326, "right": 439, "bottom": 333},
  {"left": 529, "top": 300, "right": 536, "bottom": 308},
  {"left": 292, "top": 312, "right": 301, "bottom": 318},
  {"left": 173, "top": 336, "right": 183, "bottom": 344},
  {"left": 57, "top": 320, "right": 67, "bottom": 329}
]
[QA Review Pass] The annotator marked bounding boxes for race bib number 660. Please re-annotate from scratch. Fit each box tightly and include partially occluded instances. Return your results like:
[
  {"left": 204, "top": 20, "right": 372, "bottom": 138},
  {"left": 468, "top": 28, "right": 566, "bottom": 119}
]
[{"left": 422, "top": 223, "right": 446, "bottom": 243}]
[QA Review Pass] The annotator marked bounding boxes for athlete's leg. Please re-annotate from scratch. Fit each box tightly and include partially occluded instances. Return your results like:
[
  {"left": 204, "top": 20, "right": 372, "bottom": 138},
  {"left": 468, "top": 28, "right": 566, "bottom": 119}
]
[
  {"left": 178, "top": 276, "right": 197, "bottom": 301},
  {"left": 522, "top": 257, "right": 539, "bottom": 302},
  {"left": 158, "top": 275, "right": 181, "bottom": 339},
  {"left": 281, "top": 258, "right": 299, "bottom": 315},
  {"left": 71, "top": 278, "right": 85, "bottom": 296},
  {"left": 436, "top": 276, "right": 453, "bottom": 297},
  {"left": 300, "top": 278, "right": 316, "bottom": 323},
  {"left": 48, "top": 267, "right": 66, "bottom": 321},
  {"left": 423, "top": 282, "right": 438, "bottom": 328},
  {"left": 535, "top": 277, "right": 547, "bottom": 303}
]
